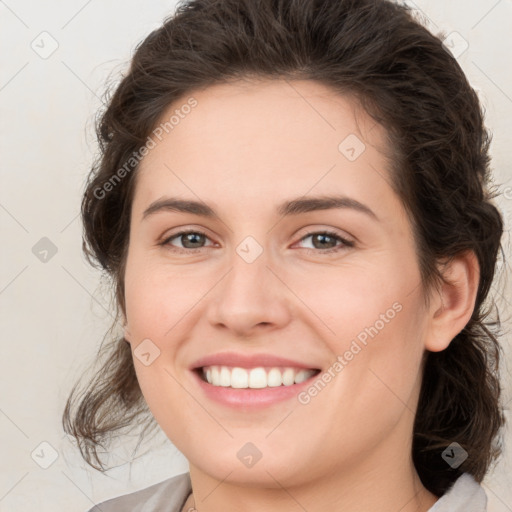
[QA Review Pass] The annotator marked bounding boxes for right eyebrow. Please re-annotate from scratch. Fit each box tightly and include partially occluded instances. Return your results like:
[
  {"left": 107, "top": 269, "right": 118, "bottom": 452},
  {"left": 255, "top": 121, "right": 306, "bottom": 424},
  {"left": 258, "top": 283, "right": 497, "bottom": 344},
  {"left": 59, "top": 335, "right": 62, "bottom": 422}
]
[
  {"left": 141, "top": 194, "right": 379, "bottom": 222},
  {"left": 142, "top": 197, "right": 217, "bottom": 220}
]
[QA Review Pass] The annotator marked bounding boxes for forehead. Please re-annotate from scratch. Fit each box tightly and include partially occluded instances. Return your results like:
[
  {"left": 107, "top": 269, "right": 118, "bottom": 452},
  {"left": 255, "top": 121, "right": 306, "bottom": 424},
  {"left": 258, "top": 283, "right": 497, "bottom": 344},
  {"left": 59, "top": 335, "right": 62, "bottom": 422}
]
[
  {"left": 146, "top": 77, "right": 387, "bottom": 158},
  {"left": 132, "top": 78, "right": 396, "bottom": 219}
]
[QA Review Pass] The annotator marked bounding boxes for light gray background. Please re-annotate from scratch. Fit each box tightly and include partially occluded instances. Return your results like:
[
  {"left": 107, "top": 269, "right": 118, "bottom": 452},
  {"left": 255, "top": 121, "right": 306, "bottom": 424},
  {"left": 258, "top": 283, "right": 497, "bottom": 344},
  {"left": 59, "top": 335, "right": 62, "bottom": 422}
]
[{"left": 1, "top": 1, "right": 511, "bottom": 511}]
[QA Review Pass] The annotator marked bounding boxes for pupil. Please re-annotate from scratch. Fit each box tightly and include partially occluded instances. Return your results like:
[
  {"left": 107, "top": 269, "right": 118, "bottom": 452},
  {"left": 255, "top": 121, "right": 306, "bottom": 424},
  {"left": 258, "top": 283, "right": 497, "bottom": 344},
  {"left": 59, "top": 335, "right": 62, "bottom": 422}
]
[
  {"left": 315, "top": 234, "right": 335, "bottom": 249},
  {"left": 184, "top": 233, "right": 204, "bottom": 248},
  {"left": 180, "top": 233, "right": 337, "bottom": 249}
]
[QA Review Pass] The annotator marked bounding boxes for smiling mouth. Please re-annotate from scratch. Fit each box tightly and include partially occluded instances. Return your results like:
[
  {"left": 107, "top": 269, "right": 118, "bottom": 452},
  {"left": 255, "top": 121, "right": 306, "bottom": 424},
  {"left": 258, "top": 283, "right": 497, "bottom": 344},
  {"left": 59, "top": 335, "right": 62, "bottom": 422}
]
[{"left": 195, "top": 365, "right": 321, "bottom": 389}]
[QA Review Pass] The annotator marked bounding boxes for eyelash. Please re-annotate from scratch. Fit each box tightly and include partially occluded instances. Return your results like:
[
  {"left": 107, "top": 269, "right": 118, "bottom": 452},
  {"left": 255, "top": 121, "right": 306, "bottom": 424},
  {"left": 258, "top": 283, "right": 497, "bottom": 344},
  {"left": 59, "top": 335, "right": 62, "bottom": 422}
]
[{"left": 160, "top": 229, "right": 355, "bottom": 255}]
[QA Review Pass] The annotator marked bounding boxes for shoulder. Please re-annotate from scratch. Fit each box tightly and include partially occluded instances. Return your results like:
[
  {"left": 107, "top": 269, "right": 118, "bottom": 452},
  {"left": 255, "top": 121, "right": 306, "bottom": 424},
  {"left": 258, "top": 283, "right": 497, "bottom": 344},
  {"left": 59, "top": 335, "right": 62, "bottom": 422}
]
[
  {"left": 86, "top": 472, "right": 192, "bottom": 512},
  {"left": 428, "top": 473, "right": 487, "bottom": 512}
]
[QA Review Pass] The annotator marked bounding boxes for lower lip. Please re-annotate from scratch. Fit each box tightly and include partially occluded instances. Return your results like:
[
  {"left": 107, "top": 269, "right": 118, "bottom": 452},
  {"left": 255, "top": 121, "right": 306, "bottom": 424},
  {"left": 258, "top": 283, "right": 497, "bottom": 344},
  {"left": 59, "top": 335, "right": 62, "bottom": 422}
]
[{"left": 190, "top": 369, "right": 320, "bottom": 409}]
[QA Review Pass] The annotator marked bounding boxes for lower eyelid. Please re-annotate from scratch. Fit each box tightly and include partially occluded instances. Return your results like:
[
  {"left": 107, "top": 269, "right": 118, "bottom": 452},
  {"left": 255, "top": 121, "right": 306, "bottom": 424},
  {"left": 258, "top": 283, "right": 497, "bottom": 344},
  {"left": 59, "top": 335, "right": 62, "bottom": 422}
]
[{"left": 162, "top": 230, "right": 353, "bottom": 252}]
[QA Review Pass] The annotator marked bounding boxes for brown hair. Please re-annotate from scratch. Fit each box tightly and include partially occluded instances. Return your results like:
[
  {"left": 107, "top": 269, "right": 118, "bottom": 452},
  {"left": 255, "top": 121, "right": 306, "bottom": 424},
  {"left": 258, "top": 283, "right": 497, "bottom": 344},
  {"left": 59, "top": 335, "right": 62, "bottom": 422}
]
[{"left": 62, "top": 0, "right": 506, "bottom": 497}]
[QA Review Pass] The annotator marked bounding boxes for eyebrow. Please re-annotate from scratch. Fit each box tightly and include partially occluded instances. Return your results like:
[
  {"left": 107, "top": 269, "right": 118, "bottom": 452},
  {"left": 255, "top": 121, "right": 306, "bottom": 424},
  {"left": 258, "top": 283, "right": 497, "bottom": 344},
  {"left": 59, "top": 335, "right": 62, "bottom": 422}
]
[{"left": 142, "top": 195, "right": 378, "bottom": 221}]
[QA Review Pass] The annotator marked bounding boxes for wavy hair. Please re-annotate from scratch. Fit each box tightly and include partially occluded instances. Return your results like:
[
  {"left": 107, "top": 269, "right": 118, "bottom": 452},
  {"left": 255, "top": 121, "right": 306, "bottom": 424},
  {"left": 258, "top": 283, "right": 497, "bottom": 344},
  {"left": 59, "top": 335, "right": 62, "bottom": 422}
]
[{"left": 62, "top": 0, "right": 506, "bottom": 497}]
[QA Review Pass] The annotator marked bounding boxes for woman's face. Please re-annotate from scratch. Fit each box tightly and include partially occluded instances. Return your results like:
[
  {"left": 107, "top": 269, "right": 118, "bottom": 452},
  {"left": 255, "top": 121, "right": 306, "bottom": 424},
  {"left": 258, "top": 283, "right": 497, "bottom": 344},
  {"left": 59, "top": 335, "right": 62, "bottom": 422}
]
[{"left": 123, "top": 79, "right": 433, "bottom": 486}]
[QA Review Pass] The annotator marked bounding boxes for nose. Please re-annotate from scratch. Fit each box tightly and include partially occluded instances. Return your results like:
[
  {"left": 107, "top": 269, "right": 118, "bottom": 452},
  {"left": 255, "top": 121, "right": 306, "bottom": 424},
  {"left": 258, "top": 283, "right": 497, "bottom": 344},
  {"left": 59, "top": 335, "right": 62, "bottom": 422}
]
[{"left": 205, "top": 247, "right": 292, "bottom": 338}]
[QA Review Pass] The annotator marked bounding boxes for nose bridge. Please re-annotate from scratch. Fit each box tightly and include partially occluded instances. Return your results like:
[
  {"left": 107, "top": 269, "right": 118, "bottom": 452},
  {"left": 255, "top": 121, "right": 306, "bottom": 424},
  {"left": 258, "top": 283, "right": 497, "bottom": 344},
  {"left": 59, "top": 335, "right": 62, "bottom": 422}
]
[{"left": 205, "top": 236, "right": 291, "bottom": 335}]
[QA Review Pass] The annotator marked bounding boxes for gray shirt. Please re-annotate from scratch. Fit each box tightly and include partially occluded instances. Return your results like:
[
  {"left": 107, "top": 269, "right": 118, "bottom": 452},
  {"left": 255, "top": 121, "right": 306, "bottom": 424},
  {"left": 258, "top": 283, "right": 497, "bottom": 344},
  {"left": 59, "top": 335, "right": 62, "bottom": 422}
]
[{"left": 87, "top": 471, "right": 487, "bottom": 511}]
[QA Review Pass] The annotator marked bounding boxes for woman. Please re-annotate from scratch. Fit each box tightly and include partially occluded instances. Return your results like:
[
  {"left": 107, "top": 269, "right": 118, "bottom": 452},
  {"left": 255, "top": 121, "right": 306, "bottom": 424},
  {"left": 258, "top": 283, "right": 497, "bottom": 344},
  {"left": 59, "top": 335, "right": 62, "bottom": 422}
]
[{"left": 63, "top": 0, "right": 506, "bottom": 510}]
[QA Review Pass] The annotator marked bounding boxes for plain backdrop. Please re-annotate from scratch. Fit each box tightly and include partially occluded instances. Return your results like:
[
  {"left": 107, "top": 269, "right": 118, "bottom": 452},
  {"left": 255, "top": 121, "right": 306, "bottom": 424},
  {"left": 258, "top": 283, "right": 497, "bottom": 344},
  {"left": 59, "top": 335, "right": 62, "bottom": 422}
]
[{"left": 1, "top": 1, "right": 511, "bottom": 511}]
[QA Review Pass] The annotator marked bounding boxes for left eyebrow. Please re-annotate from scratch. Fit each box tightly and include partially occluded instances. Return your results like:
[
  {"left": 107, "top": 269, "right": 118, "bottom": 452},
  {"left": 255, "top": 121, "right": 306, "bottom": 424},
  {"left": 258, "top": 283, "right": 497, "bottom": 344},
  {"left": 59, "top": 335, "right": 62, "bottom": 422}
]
[
  {"left": 276, "top": 195, "right": 378, "bottom": 220},
  {"left": 141, "top": 194, "right": 379, "bottom": 221}
]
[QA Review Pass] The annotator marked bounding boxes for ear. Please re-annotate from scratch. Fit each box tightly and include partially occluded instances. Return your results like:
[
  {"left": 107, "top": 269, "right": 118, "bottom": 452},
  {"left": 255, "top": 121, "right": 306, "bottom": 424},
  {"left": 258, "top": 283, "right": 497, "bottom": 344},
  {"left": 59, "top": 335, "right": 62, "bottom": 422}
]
[{"left": 424, "top": 250, "right": 480, "bottom": 352}]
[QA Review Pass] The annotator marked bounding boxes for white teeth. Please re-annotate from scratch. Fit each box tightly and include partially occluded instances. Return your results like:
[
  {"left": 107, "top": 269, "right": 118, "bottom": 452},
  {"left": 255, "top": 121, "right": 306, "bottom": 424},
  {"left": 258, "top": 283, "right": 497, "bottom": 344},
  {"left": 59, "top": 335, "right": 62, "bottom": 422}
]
[
  {"left": 248, "top": 367, "right": 267, "bottom": 388},
  {"left": 219, "top": 367, "right": 231, "bottom": 387},
  {"left": 202, "top": 366, "right": 317, "bottom": 388},
  {"left": 282, "top": 368, "right": 295, "bottom": 386},
  {"left": 267, "top": 368, "right": 282, "bottom": 387},
  {"left": 231, "top": 367, "right": 249, "bottom": 388},
  {"left": 294, "top": 369, "right": 313, "bottom": 384}
]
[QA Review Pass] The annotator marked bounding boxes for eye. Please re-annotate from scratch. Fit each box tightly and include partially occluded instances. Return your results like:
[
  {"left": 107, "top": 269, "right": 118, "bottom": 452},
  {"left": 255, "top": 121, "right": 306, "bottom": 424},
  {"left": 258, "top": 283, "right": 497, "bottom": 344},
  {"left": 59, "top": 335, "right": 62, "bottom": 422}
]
[
  {"left": 161, "top": 230, "right": 215, "bottom": 252},
  {"left": 295, "top": 230, "right": 354, "bottom": 254},
  {"left": 160, "top": 229, "right": 354, "bottom": 255}
]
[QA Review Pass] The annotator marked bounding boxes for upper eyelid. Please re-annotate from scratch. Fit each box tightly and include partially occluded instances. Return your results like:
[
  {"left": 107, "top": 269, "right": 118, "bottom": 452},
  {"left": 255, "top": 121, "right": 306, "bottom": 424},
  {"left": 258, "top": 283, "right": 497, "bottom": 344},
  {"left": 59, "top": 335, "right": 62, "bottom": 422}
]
[
  {"left": 163, "top": 227, "right": 215, "bottom": 242},
  {"left": 161, "top": 223, "right": 353, "bottom": 238},
  {"left": 162, "top": 228, "right": 354, "bottom": 248}
]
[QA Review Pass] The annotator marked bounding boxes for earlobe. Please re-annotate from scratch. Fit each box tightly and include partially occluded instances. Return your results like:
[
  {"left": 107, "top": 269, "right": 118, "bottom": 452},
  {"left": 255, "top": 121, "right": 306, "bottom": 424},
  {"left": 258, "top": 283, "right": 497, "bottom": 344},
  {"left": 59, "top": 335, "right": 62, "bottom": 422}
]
[{"left": 424, "top": 251, "right": 480, "bottom": 352}]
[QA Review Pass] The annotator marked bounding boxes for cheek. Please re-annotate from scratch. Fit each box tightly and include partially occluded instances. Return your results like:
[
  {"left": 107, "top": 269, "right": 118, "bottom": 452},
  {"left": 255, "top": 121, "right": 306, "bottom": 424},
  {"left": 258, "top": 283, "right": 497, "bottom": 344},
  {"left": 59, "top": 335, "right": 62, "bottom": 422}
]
[
  {"left": 333, "top": 292, "right": 427, "bottom": 433},
  {"left": 294, "top": 261, "right": 426, "bottom": 401},
  {"left": 290, "top": 265, "right": 408, "bottom": 346},
  {"left": 124, "top": 261, "right": 197, "bottom": 340}
]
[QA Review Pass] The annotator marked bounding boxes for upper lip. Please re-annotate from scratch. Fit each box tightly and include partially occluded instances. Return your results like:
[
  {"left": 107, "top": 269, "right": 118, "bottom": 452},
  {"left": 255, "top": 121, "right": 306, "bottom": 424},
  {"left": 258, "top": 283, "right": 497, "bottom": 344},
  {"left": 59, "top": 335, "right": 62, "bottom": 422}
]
[{"left": 190, "top": 352, "right": 320, "bottom": 370}]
